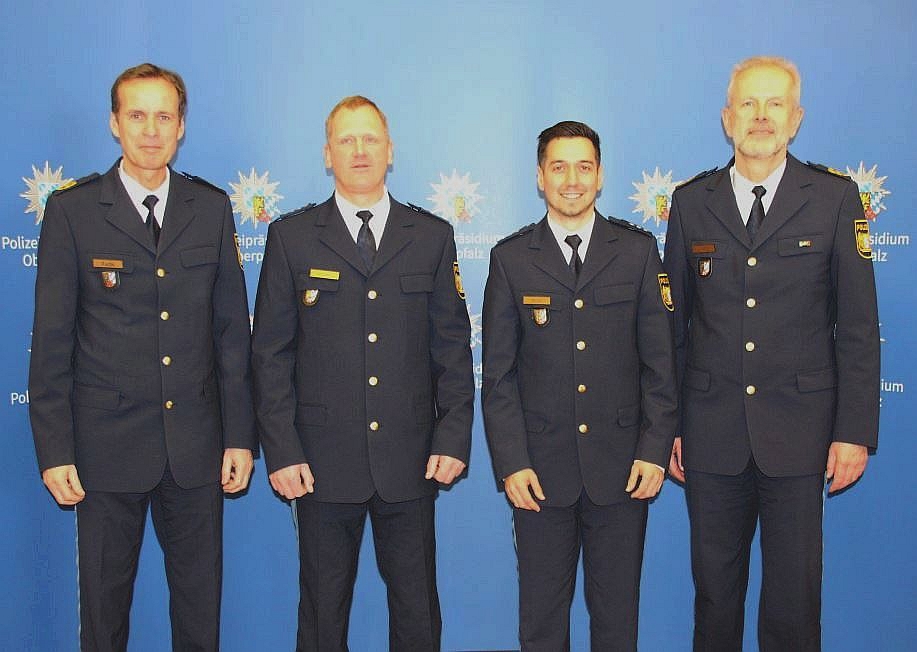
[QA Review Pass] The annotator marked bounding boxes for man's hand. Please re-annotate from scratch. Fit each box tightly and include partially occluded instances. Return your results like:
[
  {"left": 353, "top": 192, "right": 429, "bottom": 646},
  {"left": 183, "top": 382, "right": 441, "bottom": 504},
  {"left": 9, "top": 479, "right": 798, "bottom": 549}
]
[
  {"left": 269, "top": 463, "right": 315, "bottom": 500},
  {"left": 668, "top": 437, "right": 685, "bottom": 483},
  {"left": 222, "top": 448, "right": 254, "bottom": 494},
  {"left": 627, "top": 460, "right": 665, "bottom": 499},
  {"left": 42, "top": 464, "right": 85, "bottom": 506},
  {"left": 504, "top": 468, "right": 545, "bottom": 512},
  {"left": 425, "top": 455, "right": 466, "bottom": 485},
  {"left": 826, "top": 442, "right": 868, "bottom": 493}
]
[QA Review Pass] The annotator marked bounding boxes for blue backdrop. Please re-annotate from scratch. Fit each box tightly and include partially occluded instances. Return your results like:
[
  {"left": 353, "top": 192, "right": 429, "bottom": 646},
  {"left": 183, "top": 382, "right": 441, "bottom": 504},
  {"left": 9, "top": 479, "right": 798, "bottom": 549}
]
[{"left": 3, "top": 2, "right": 914, "bottom": 650}]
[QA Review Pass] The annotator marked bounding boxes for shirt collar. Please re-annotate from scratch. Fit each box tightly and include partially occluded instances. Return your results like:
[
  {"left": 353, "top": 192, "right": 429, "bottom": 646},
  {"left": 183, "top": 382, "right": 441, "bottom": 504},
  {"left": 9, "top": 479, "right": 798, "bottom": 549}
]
[
  {"left": 118, "top": 160, "right": 170, "bottom": 223},
  {"left": 546, "top": 211, "right": 596, "bottom": 263}
]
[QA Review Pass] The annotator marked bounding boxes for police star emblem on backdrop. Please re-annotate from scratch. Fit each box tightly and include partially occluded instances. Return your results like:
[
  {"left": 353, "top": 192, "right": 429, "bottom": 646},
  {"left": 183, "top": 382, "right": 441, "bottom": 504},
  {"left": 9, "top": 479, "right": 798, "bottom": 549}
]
[
  {"left": 428, "top": 170, "right": 483, "bottom": 224},
  {"left": 629, "top": 167, "right": 681, "bottom": 252},
  {"left": 20, "top": 161, "right": 74, "bottom": 224},
  {"left": 229, "top": 168, "right": 284, "bottom": 229},
  {"left": 847, "top": 162, "right": 890, "bottom": 220}
]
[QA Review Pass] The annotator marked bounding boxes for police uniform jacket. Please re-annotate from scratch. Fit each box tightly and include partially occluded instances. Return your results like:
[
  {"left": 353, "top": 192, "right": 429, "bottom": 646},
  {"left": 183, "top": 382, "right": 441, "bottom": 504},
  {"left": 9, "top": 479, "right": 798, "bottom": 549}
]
[
  {"left": 29, "top": 162, "right": 257, "bottom": 492},
  {"left": 251, "top": 196, "right": 474, "bottom": 504},
  {"left": 663, "top": 154, "right": 880, "bottom": 477},
  {"left": 482, "top": 213, "right": 678, "bottom": 507}
]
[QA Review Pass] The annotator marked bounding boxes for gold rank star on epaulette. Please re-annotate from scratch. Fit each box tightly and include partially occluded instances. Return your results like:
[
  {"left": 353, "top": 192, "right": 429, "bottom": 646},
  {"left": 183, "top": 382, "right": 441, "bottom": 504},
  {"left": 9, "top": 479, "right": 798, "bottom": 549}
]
[
  {"left": 275, "top": 203, "right": 317, "bottom": 222},
  {"left": 676, "top": 166, "right": 719, "bottom": 189},
  {"left": 805, "top": 161, "right": 850, "bottom": 179},
  {"left": 606, "top": 215, "right": 653, "bottom": 238},
  {"left": 495, "top": 222, "right": 537, "bottom": 245},
  {"left": 53, "top": 172, "right": 101, "bottom": 194},
  {"left": 179, "top": 171, "right": 228, "bottom": 194}
]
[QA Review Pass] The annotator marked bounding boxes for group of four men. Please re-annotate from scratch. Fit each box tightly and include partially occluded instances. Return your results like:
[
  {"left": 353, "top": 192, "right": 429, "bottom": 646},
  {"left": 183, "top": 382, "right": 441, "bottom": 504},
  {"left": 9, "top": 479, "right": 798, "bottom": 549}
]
[{"left": 29, "top": 55, "right": 879, "bottom": 652}]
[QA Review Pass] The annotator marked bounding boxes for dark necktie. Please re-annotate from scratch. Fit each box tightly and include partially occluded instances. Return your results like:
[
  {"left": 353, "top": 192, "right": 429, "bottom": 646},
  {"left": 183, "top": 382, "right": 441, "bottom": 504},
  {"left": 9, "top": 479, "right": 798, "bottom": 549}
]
[
  {"left": 143, "top": 194, "right": 160, "bottom": 247},
  {"left": 747, "top": 185, "right": 766, "bottom": 241},
  {"left": 564, "top": 234, "right": 582, "bottom": 277},
  {"left": 356, "top": 210, "right": 376, "bottom": 269}
]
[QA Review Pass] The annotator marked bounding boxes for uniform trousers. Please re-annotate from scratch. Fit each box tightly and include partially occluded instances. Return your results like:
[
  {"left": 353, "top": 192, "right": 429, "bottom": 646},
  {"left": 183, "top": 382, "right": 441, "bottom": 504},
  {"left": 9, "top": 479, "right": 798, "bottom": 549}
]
[
  {"left": 686, "top": 458, "right": 825, "bottom": 652},
  {"left": 75, "top": 464, "right": 223, "bottom": 652},
  {"left": 294, "top": 493, "right": 440, "bottom": 652},
  {"left": 513, "top": 490, "right": 648, "bottom": 652}
]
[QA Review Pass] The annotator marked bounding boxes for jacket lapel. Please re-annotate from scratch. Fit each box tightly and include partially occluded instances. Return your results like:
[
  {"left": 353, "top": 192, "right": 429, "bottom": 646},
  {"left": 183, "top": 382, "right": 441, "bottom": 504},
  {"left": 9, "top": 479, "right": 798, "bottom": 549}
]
[
  {"left": 315, "top": 198, "right": 371, "bottom": 277},
  {"left": 530, "top": 218, "right": 576, "bottom": 292},
  {"left": 372, "top": 199, "right": 414, "bottom": 274},
  {"left": 750, "top": 154, "right": 810, "bottom": 249},
  {"left": 157, "top": 170, "right": 196, "bottom": 255},
  {"left": 99, "top": 165, "right": 157, "bottom": 255},
  {"left": 704, "top": 164, "right": 753, "bottom": 249},
  {"left": 576, "top": 214, "right": 619, "bottom": 291}
]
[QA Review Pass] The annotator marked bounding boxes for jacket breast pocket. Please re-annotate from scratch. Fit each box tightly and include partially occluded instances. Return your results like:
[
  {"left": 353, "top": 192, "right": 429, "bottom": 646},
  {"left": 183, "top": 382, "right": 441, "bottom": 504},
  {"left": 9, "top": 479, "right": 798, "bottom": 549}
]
[
  {"left": 778, "top": 234, "right": 824, "bottom": 257},
  {"left": 180, "top": 246, "right": 219, "bottom": 267},
  {"left": 593, "top": 283, "right": 635, "bottom": 320}
]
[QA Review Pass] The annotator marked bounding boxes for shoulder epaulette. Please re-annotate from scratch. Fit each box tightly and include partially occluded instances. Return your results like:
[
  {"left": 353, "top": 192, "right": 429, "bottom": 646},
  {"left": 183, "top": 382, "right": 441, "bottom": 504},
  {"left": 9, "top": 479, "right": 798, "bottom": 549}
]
[
  {"left": 275, "top": 203, "right": 317, "bottom": 222},
  {"left": 407, "top": 202, "right": 448, "bottom": 223},
  {"left": 606, "top": 215, "right": 653, "bottom": 238},
  {"left": 805, "top": 161, "right": 850, "bottom": 179},
  {"left": 179, "top": 171, "right": 227, "bottom": 194},
  {"left": 495, "top": 222, "right": 537, "bottom": 245},
  {"left": 53, "top": 172, "right": 100, "bottom": 194},
  {"left": 676, "top": 166, "right": 719, "bottom": 189}
]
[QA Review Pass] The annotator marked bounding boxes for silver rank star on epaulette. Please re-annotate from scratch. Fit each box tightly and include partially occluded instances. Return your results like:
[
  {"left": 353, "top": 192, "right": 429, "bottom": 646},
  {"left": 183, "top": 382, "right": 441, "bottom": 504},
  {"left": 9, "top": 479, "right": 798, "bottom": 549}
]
[
  {"left": 607, "top": 215, "right": 653, "bottom": 237},
  {"left": 676, "top": 166, "right": 719, "bottom": 189},
  {"left": 495, "top": 222, "right": 537, "bottom": 246},
  {"left": 179, "top": 171, "right": 228, "bottom": 194},
  {"left": 275, "top": 203, "right": 317, "bottom": 222}
]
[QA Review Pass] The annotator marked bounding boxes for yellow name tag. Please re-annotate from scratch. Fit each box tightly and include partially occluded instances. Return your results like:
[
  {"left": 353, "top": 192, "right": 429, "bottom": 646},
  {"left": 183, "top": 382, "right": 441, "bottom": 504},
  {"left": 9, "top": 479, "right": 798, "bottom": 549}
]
[
  {"left": 309, "top": 268, "right": 340, "bottom": 280},
  {"left": 523, "top": 295, "right": 551, "bottom": 306},
  {"left": 92, "top": 258, "right": 124, "bottom": 269}
]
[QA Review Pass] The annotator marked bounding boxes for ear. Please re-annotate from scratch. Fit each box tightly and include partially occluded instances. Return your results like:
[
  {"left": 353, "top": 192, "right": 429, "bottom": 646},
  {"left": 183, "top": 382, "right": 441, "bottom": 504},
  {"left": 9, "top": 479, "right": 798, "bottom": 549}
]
[
  {"left": 721, "top": 106, "right": 734, "bottom": 140},
  {"left": 109, "top": 113, "right": 120, "bottom": 140},
  {"left": 789, "top": 105, "right": 804, "bottom": 139},
  {"left": 536, "top": 164, "right": 545, "bottom": 192},
  {"left": 323, "top": 142, "right": 332, "bottom": 169},
  {"left": 177, "top": 117, "right": 185, "bottom": 141},
  {"left": 597, "top": 163, "right": 604, "bottom": 192},
  {"left": 386, "top": 138, "right": 393, "bottom": 166}
]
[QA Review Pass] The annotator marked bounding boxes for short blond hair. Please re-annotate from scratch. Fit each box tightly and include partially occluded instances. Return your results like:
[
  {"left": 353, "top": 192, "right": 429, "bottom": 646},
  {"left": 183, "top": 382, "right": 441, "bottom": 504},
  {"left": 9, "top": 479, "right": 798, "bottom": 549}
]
[
  {"left": 726, "top": 56, "right": 801, "bottom": 107},
  {"left": 325, "top": 96, "right": 389, "bottom": 140}
]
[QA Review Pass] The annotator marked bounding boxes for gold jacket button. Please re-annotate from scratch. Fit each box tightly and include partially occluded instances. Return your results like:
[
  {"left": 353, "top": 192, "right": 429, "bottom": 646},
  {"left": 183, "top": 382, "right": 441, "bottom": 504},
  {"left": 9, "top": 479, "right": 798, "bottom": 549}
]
[
  {"left": 369, "top": 421, "right": 379, "bottom": 431},
  {"left": 576, "top": 340, "right": 586, "bottom": 351},
  {"left": 160, "top": 311, "right": 170, "bottom": 321},
  {"left": 162, "top": 355, "right": 172, "bottom": 366},
  {"left": 165, "top": 400, "right": 174, "bottom": 409},
  {"left": 746, "top": 385, "right": 756, "bottom": 395},
  {"left": 578, "top": 424, "right": 589, "bottom": 434},
  {"left": 367, "top": 290, "right": 378, "bottom": 300}
]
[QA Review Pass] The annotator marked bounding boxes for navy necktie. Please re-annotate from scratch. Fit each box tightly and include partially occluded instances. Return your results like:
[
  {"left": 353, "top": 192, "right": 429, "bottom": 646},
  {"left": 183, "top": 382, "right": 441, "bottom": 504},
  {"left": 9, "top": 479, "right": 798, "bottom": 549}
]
[
  {"left": 356, "top": 210, "right": 376, "bottom": 269},
  {"left": 747, "top": 185, "right": 766, "bottom": 241},
  {"left": 565, "top": 234, "right": 582, "bottom": 277},
  {"left": 143, "top": 194, "right": 160, "bottom": 247}
]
